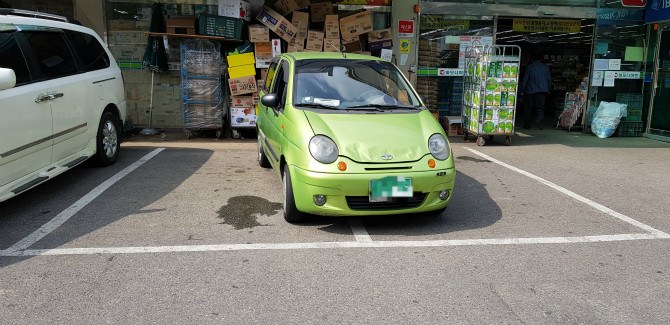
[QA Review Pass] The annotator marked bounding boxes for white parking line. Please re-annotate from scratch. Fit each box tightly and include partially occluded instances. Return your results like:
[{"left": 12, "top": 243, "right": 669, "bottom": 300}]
[
  {"left": 348, "top": 216, "right": 372, "bottom": 242},
  {"left": 2, "top": 148, "right": 165, "bottom": 254},
  {"left": 466, "top": 148, "right": 670, "bottom": 238},
  {"left": 1, "top": 233, "right": 667, "bottom": 256}
]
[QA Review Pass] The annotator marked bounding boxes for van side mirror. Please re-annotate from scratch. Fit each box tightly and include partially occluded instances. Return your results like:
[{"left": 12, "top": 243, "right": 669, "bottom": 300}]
[
  {"left": 0, "top": 68, "right": 17, "bottom": 90},
  {"left": 261, "top": 93, "right": 278, "bottom": 108}
]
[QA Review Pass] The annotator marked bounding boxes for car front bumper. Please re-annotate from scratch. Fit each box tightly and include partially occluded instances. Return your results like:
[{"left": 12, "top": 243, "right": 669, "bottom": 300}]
[{"left": 289, "top": 164, "right": 455, "bottom": 216}]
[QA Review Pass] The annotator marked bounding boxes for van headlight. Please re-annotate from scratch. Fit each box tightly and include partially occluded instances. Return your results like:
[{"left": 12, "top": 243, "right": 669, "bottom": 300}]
[
  {"left": 309, "top": 135, "right": 339, "bottom": 164},
  {"left": 428, "top": 133, "right": 450, "bottom": 160}
]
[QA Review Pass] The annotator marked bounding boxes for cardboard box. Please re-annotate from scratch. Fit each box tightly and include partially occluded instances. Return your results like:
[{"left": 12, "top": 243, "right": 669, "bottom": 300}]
[
  {"left": 260, "top": 68, "right": 268, "bottom": 80},
  {"left": 324, "top": 38, "right": 340, "bottom": 52},
  {"left": 341, "top": 36, "right": 362, "bottom": 53},
  {"left": 166, "top": 18, "right": 196, "bottom": 35},
  {"left": 228, "top": 63, "right": 256, "bottom": 79},
  {"left": 228, "top": 75, "right": 258, "bottom": 96},
  {"left": 274, "top": 0, "right": 309, "bottom": 16},
  {"left": 310, "top": 2, "right": 332, "bottom": 22},
  {"left": 230, "top": 107, "right": 257, "bottom": 127},
  {"left": 255, "top": 42, "right": 273, "bottom": 68},
  {"left": 248, "top": 24, "right": 270, "bottom": 42},
  {"left": 109, "top": 44, "right": 145, "bottom": 62},
  {"left": 231, "top": 95, "right": 255, "bottom": 107},
  {"left": 339, "top": 11, "right": 373, "bottom": 39},
  {"left": 291, "top": 11, "right": 309, "bottom": 41},
  {"left": 367, "top": 28, "right": 393, "bottom": 50},
  {"left": 444, "top": 116, "right": 463, "bottom": 137},
  {"left": 256, "top": 6, "right": 298, "bottom": 42},
  {"left": 287, "top": 37, "right": 304, "bottom": 52},
  {"left": 324, "top": 15, "right": 340, "bottom": 39},
  {"left": 305, "top": 30, "right": 324, "bottom": 52},
  {"left": 227, "top": 52, "right": 255, "bottom": 67},
  {"left": 108, "top": 31, "right": 144, "bottom": 44}
]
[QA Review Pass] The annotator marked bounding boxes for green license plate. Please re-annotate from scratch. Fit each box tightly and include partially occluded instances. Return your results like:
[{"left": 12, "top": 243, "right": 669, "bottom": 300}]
[{"left": 369, "top": 176, "right": 413, "bottom": 202}]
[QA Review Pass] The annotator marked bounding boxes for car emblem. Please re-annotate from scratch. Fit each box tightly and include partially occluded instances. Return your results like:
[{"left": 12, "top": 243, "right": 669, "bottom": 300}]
[{"left": 381, "top": 154, "right": 393, "bottom": 160}]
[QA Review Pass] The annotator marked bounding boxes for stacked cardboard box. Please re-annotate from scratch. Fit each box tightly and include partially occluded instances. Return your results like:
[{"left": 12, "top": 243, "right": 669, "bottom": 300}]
[
  {"left": 416, "top": 39, "right": 440, "bottom": 112},
  {"left": 227, "top": 52, "right": 258, "bottom": 96}
]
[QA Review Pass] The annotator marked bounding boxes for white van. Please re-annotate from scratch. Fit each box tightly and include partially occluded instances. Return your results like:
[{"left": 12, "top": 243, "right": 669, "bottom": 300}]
[{"left": 0, "top": 9, "right": 126, "bottom": 202}]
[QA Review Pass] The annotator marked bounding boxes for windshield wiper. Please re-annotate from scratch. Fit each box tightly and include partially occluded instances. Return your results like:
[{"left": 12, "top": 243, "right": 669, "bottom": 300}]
[
  {"left": 348, "top": 104, "right": 419, "bottom": 110},
  {"left": 294, "top": 103, "right": 340, "bottom": 110}
]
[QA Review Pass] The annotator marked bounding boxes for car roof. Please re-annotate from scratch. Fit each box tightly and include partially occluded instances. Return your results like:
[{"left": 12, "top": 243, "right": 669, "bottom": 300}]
[
  {"left": 281, "top": 52, "right": 388, "bottom": 63},
  {"left": 0, "top": 11, "right": 94, "bottom": 36}
]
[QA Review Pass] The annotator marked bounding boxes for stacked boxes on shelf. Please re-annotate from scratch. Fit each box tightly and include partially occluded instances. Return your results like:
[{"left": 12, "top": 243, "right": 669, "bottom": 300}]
[
  {"left": 416, "top": 39, "right": 440, "bottom": 115},
  {"left": 227, "top": 51, "right": 258, "bottom": 127},
  {"left": 616, "top": 93, "right": 644, "bottom": 136},
  {"left": 180, "top": 39, "right": 223, "bottom": 130}
]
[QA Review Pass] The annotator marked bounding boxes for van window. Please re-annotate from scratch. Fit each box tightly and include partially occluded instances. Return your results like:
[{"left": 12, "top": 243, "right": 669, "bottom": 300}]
[
  {"left": 0, "top": 32, "right": 31, "bottom": 85},
  {"left": 24, "top": 30, "right": 78, "bottom": 79},
  {"left": 65, "top": 30, "right": 110, "bottom": 71}
]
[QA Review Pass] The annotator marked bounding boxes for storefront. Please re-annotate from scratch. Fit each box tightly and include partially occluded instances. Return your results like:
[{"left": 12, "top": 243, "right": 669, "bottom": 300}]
[
  {"left": 415, "top": 0, "right": 668, "bottom": 141},
  {"left": 643, "top": 1, "right": 670, "bottom": 142}
]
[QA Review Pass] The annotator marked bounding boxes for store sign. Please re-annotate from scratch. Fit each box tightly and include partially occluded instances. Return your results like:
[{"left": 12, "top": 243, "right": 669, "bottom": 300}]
[
  {"left": 420, "top": 16, "right": 470, "bottom": 30},
  {"left": 621, "top": 0, "right": 646, "bottom": 7},
  {"left": 596, "top": 8, "right": 645, "bottom": 26},
  {"left": 614, "top": 71, "right": 643, "bottom": 79},
  {"left": 512, "top": 19, "right": 581, "bottom": 33},
  {"left": 646, "top": 0, "right": 670, "bottom": 22},
  {"left": 398, "top": 20, "right": 414, "bottom": 37}
]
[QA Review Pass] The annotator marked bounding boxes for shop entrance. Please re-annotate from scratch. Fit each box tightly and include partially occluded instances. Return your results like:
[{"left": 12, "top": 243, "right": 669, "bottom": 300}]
[
  {"left": 647, "top": 24, "right": 670, "bottom": 141},
  {"left": 495, "top": 17, "right": 595, "bottom": 130}
]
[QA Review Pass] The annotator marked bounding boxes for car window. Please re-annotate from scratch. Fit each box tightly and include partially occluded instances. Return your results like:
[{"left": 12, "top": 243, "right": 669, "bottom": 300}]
[
  {"left": 272, "top": 63, "right": 288, "bottom": 112},
  {"left": 0, "top": 32, "right": 31, "bottom": 85},
  {"left": 293, "top": 59, "right": 421, "bottom": 109},
  {"left": 65, "top": 30, "right": 110, "bottom": 71},
  {"left": 264, "top": 61, "right": 277, "bottom": 94},
  {"left": 23, "top": 30, "right": 78, "bottom": 80}
]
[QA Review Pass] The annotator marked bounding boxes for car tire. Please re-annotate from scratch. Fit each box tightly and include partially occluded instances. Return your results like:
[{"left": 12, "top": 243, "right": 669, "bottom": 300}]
[
  {"left": 283, "top": 164, "right": 305, "bottom": 223},
  {"left": 258, "top": 133, "right": 271, "bottom": 168},
  {"left": 92, "top": 111, "right": 120, "bottom": 166}
]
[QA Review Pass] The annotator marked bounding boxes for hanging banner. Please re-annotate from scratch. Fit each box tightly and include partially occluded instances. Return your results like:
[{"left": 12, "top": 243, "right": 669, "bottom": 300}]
[{"left": 512, "top": 19, "right": 581, "bottom": 33}]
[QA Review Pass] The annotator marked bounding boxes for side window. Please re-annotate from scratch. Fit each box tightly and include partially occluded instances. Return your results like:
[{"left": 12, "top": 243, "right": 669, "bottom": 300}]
[
  {"left": 66, "top": 30, "right": 110, "bottom": 71},
  {"left": 24, "top": 31, "right": 78, "bottom": 79},
  {"left": 264, "top": 61, "right": 277, "bottom": 94},
  {"left": 273, "top": 64, "right": 288, "bottom": 111},
  {"left": 0, "top": 32, "right": 31, "bottom": 85}
]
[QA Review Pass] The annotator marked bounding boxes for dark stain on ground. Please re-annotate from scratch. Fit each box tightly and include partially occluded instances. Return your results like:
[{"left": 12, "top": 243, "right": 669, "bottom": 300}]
[
  {"left": 234, "top": 169, "right": 245, "bottom": 173},
  {"left": 217, "top": 195, "right": 283, "bottom": 229},
  {"left": 456, "top": 156, "right": 491, "bottom": 163}
]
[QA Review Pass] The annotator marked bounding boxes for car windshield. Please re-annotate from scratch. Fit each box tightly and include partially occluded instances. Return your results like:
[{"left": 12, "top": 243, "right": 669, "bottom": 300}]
[{"left": 292, "top": 59, "right": 422, "bottom": 110}]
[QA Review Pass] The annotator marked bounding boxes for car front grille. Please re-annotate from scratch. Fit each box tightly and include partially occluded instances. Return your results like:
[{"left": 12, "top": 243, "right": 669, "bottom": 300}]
[{"left": 345, "top": 192, "right": 427, "bottom": 211}]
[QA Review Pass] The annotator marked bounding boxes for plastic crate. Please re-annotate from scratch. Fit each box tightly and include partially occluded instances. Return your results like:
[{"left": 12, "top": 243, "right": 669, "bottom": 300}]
[
  {"left": 616, "top": 93, "right": 643, "bottom": 109},
  {"left": 198, "top": 15, "right": 244, "bottom": 39},
  {"left": 616, "top": 121, "right": 643, "bottom": 137},
  {"left": 623, "top": 108, "right": 642, "bottom": 121}
]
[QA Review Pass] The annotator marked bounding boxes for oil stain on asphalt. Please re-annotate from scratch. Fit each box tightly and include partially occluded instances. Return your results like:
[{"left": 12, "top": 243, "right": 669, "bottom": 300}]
[
  {"left": 217, "top": 195, "right": 283, "bottom": 229},
  {"left": 456, "top": 156, "right": 491, "bottom": 163}
]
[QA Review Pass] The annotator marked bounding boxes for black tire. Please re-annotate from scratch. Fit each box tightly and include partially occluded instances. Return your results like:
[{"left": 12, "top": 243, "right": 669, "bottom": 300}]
[
  {"left": 92, "top": 111, "right": 120, "bottom": 166},
  {"left": 282, "top": 164, "right": 305, "bottom": 223},
  {"left": 258, "top": 133, "right": 270, "bottom": 168}
]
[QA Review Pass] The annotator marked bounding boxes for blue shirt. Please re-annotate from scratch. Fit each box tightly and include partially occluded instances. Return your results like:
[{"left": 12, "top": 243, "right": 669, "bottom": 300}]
[{"left": 521, "top": 61, "right": 552, "bottom": 94}]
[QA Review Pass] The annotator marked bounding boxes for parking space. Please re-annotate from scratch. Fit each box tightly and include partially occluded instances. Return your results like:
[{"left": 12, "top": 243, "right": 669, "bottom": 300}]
[{"left": 2, "top": 138, "right": 667, "bottom": 257}]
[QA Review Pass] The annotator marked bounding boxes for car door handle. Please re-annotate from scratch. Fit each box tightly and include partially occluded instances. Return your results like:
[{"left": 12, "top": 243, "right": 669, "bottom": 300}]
[{"left": 34, "top": 93, "right": 63, "bottom": 103}]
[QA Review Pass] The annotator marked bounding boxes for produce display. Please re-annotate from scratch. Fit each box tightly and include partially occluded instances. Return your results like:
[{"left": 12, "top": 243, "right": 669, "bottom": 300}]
[{"left": 462, "top": 45, "right": 521, "bottom": 145}]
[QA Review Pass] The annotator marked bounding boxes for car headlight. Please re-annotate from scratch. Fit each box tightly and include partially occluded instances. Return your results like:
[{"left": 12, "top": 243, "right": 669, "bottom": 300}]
[
  {"left": 428, "top": 133, "right": 450, "bottom": 161},
  {"left": 309, "top": 135, "right": 339, "bottom": 164}
]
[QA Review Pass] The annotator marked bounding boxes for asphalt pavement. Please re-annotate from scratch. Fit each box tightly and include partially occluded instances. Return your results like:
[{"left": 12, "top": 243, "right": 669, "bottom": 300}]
[{"left": 1, "top": 127, "right": 669, "bottom": 324}]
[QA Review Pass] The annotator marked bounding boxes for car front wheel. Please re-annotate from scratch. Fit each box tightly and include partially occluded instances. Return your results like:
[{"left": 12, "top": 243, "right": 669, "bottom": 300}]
[
  {"left": 93, "top": 111, "right": 120, "bottom": 166},
  {"left": 282, "top": 164, "right": 304, "bottom": 223},
  {"left": 258, "top": 133, "right": 270, "bottom": 168}
]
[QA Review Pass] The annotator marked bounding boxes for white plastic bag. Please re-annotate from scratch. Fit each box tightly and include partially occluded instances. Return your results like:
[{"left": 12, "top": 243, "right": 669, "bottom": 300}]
[{"left": 591, "top": 101, "right": 627, "bottom": 138}]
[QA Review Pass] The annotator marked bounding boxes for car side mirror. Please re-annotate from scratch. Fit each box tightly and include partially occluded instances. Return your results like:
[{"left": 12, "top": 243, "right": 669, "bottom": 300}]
[
  {"left": 261, "top": 93, "right": 278, "bottom": 108},
  {"left": 0, "top": 68, "right": 17, "bottom": 90}
]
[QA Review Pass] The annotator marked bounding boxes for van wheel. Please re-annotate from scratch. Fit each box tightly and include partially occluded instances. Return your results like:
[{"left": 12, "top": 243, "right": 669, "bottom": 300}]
[
  {"left": 283, "top": 164, "right": 304, "bottom": 223},
  {"left": 258, "top": 134, "right": 270, "bottom": 168},
  {"left": 93, "top": 112, "right": 120, "bottom": 166}
]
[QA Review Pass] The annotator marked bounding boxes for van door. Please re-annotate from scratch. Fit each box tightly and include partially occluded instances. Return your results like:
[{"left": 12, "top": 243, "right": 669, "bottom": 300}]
[
  {"left": 22, "top": 29, "right": 90, "bottom": 164},
  {"left": 0, "top": 30, "right": 54, "bottom": 193}
]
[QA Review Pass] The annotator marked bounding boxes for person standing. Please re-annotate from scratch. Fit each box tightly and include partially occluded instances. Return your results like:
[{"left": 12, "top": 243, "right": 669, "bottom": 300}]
[{"left": 520, "top": 53, "right": 552, "bottom": 129}]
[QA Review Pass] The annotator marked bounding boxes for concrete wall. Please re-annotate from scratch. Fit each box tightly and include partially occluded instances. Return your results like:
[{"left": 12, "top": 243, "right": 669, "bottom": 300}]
[{"left": 73, "top": 0, "right": 105, "bottom": 39}]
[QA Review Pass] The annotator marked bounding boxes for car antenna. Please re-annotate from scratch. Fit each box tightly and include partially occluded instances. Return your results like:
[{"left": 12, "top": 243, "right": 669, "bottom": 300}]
[{"left": 327, "top": 41, "right": 346, "bottom": 58}]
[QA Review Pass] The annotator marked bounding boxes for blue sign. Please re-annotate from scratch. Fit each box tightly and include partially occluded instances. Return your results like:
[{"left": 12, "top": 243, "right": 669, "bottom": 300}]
[
  {"left": 597, "top": 8, "right": 645, "bottom": 26},
  {"left": 646, "top": 0, "right": 670, "bottom": 22}
]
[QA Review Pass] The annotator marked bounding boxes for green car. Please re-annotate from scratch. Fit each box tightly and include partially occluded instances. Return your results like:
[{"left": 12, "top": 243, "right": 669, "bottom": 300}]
[{"left": 257, "top": 53, "right": 455, "bottom": 222}]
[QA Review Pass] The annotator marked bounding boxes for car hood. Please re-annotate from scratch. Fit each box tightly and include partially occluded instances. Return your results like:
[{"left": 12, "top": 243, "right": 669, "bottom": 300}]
[{"left": 303, "top": 110, "right": 441, "bottom": 163}]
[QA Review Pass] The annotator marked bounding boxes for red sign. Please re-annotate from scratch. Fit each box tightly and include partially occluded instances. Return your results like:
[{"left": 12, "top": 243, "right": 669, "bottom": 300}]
[
  {"left": 398, "top": 20, "right": 414, "bottom": 37},
  {"left": 621, "top": 0, "right": 646, "bottom": 7}
]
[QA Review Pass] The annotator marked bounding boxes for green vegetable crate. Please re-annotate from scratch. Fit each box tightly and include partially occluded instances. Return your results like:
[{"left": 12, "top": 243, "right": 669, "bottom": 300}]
[{"left": 462, "top": 45, "right": 521, "bottom": 146}]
